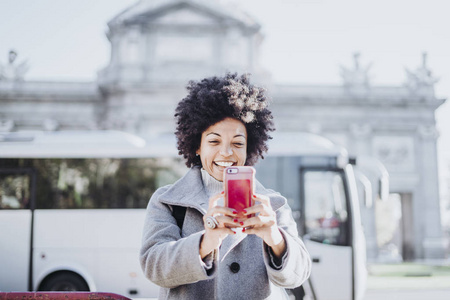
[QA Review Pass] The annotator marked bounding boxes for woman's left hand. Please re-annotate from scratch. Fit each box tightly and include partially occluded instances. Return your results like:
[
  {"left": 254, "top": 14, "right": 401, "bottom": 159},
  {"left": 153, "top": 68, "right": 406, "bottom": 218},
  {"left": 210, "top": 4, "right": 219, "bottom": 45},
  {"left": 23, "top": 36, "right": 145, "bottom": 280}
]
[{"left": 240, "top": 193, "right": 287, "bottom": 258}]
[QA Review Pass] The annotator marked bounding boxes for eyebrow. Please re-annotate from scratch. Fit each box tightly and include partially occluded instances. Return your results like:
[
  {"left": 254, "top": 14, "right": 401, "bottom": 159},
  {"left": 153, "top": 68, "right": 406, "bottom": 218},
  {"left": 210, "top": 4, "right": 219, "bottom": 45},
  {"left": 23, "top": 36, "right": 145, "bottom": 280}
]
[
  {"left": 206, "top": 132, "right": 246, "bottom": 138},
  {"left": 206, "top": 132, "right": 220, "bottom": 137}
]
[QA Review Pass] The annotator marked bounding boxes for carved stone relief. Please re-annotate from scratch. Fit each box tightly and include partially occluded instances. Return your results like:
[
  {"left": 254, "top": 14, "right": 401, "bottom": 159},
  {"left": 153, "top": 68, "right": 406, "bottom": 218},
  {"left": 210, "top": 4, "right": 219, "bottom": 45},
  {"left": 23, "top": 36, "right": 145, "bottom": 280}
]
[
  {"left": 372, "top": 136, "right": 415, "bottom": 172},
  {"left": 0, "top": 50, "right": 29, "bottom": 81},
  {"left": 417, "top": 124, "right": 439, "bottom": 139},
  {"left": 350, "top": 123, "right": 372, "bottom": 138},
  {"left": 405, "top": 52, "right": 438, "bottom": 96}
]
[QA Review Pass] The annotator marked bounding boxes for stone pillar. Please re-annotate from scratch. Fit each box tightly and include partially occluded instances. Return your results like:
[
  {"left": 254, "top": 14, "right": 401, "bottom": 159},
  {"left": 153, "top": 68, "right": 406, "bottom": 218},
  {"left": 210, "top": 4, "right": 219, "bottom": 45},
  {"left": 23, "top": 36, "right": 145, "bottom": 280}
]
[{"left": 418, "top": 124, "right": 447, "bottom": 258}]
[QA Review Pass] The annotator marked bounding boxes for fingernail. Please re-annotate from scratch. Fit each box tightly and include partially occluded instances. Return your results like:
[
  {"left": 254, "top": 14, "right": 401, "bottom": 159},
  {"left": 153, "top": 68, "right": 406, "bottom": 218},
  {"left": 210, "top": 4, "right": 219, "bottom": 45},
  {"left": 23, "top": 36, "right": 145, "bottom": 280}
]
[
  {"left": 243, "top": 228, "right": 246, "bottom": 232},
  {"left": 232, "top": 211, "right": 238, "bottom": 215},
  {"left": 221, "top": 191, "right": 224, "bottom": 194},
  {"left": 234, "top": 231, "right": 236, "bottom": 234},
  {"left": 243, "top": 210, "right": 247, "bottom": 214},
  {"left": 240, "top": 222, "right": 244, "bottom": 226},
  {"left": 253, "top": 195, "right": 256, "bottom": 198},
  {"left": 233, "top": 219, "right": 238, "bottom": 223}
]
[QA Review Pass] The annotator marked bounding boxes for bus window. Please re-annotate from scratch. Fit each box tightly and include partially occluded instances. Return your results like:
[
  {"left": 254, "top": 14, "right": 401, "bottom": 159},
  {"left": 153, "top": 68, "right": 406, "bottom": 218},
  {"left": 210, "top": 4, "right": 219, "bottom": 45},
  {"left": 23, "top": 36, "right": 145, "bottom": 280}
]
[
  {"left": 0, "top": 158, "right": 185, "bottom": 209},
  {"left": 0, "top": 172, "right": 31, "bottom": 209},
  {"left": 303, "top": 170, "right": 349, "bottom": 246}
]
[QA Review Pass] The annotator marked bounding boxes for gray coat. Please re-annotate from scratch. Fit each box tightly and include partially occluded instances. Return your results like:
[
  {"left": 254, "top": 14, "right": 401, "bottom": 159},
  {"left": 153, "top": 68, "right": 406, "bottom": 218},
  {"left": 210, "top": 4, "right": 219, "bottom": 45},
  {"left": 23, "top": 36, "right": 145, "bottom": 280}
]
[{"left": 140, "top": 166, "right": 311, "bottom": 300}]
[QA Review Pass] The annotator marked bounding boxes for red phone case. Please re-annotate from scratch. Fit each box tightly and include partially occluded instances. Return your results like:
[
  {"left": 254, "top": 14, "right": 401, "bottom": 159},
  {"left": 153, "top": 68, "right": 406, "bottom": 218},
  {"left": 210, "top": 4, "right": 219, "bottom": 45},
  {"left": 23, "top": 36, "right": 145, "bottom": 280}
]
[{"left": 224, "top": 166, "right": 255, "bottom": 220}]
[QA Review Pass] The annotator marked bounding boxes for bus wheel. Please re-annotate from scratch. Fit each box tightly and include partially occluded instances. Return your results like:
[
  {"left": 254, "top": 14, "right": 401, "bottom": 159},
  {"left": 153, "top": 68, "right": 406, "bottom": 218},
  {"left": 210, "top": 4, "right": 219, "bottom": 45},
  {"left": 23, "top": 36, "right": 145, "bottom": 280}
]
[{"left": 39, "top": 272, "right": 89, "bottom": 291}]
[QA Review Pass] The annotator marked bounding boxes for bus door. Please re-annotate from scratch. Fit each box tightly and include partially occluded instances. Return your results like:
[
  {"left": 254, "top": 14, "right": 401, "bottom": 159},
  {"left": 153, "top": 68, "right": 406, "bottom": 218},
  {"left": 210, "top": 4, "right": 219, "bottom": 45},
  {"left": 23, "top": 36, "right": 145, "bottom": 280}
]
[
  {"left": 345, "top": 165, "right": 367, "bottom": 300},
  {"left": 0, "top": 168, "right": 35, "bottom": 292},
  {"left": 300, "top": 168, "right": 354, "bottom": 300}
]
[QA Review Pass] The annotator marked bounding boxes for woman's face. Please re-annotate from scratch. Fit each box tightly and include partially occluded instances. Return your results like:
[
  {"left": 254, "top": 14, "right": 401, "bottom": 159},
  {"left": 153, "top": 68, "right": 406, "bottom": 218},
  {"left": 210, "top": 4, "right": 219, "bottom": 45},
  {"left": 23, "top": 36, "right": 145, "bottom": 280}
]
[{"left": 196, "top": 117, "right": 247, "bottom": 181}]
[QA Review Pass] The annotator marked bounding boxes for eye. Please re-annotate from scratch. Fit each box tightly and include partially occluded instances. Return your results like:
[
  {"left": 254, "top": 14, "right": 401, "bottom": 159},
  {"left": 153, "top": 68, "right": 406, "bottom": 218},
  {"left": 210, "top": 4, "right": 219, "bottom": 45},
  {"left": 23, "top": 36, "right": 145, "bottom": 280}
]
[
  {"left": 234, "top": 142, "right": 245, "bottom": 147},
  {"left": 208, "top": 140, "right": 219, "bottom": 145}
]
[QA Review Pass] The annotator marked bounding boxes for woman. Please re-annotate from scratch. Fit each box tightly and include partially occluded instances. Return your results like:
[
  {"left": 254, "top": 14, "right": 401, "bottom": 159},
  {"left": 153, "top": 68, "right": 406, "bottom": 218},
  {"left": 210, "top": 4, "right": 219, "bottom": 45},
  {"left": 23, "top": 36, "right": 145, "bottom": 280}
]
[{"left": 140, "top": 73, "right": 311, "bottom": 299}]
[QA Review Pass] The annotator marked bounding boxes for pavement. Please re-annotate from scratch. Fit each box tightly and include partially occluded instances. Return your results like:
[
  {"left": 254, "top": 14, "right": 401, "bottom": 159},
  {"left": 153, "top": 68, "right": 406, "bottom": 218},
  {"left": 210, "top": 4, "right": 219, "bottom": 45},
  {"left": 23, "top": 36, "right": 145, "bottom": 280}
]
[
  {"left": 364, "top": 289, "right": 450, "bottom": 300},
  {"left": 364, "top": 261, "right": 450, "bottom": 300}
]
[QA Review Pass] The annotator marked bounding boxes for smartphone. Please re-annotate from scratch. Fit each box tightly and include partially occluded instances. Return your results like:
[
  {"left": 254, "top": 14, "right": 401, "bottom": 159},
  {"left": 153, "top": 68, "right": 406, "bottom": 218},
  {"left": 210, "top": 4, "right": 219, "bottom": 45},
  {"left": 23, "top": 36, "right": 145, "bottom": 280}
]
[{"left": 224, "top": 166, "right": 255, "bottom": 220}]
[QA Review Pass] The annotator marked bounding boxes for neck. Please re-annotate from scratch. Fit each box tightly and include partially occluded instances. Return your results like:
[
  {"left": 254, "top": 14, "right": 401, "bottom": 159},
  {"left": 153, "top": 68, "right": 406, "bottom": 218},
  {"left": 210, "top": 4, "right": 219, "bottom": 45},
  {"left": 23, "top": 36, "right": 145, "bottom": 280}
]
[{"left": 200, "top": 168, "right": 223, "bottom": 197}]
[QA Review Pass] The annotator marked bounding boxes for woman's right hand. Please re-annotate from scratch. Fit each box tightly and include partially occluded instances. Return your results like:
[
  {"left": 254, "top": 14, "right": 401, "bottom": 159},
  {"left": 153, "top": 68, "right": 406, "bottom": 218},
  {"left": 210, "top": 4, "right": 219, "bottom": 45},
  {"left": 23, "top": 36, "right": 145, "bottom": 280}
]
[{"left": 199, "top": 191, "right": 237, "bottom": 258}]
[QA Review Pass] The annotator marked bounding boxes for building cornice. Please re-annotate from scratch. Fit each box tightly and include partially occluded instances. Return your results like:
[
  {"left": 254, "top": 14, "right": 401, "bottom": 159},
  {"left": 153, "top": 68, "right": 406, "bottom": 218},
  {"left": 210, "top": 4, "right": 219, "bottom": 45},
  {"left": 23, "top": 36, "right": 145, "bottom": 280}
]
[
  {"left": 0, "top": 81, "right": 101, "bottom": 101},
  {"left": 271, "top": 83, "right": 446, "bottom": 109}
]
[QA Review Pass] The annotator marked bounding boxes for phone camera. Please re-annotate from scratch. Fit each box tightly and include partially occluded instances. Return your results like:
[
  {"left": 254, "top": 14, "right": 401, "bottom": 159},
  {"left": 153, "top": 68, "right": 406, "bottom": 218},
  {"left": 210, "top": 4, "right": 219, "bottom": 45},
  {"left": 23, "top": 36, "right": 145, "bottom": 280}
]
[{"left": 227, "top": 168, "right": 238, "bottom": 174}]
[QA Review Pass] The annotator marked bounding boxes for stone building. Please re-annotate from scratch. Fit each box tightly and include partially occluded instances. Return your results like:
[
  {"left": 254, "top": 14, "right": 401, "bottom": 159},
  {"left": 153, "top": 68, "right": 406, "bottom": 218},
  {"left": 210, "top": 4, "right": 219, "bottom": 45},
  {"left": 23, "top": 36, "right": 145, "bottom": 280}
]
[
  {"left": 0, "top": 0, "right": 446, "bottom": 259},
  {"left": 269, "top": 52, "right": 446, "bottom": 260}
]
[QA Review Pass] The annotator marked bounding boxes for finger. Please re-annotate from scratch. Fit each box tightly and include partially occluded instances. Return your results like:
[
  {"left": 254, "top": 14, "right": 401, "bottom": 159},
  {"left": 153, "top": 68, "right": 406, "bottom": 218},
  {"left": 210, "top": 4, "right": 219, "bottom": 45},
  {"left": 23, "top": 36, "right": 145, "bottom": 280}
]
[
  {"left": 252, "top": 193, "right": 271, "bottom": 206},
  {"left": 243, "top": 203, "right": 274, "bottom": 217},
  {"left": 208, "top": 191, "right": 225, "bottom": 209},
  {"left": 241, "top": 226, "right": 257, "bottom": 235},
  {"left": 209, "top": 206, "right": 238, "bottom": 217},
  {"left": 203, "top": 215, "right": 239, "bottom": 231},
  {"left": 206, "top": 224, "right": 237, "bottom": 236},
  {"left": 242, "top": 203, "right": 264, "bottom": 215},
  {"left": 215, "top": 215, "right": 240, "bottom": 227},
  {"left": 240, "top": 215, "right": 276, "bottom": 228}
]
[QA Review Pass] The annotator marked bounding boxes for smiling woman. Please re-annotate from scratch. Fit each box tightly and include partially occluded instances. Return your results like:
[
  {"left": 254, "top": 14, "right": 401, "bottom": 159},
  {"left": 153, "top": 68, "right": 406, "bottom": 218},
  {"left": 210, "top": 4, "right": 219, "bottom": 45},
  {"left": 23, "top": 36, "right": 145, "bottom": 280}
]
[
  {"left": 196, "top": 118, "right": 247, "bottom": 181},
  {"left": 173, "top": 73, "right": 274, "bottom": 168},
  {"left": 139, "top": 73, "right": 311, "bottom": 300}
]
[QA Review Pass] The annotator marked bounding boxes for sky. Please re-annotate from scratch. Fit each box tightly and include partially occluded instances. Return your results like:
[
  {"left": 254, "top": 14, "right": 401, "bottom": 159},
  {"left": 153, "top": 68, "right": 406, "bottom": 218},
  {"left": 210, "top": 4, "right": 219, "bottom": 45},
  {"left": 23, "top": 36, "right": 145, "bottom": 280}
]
[{"left": 1, "top": 0, "right": 450, "bottom": 195}]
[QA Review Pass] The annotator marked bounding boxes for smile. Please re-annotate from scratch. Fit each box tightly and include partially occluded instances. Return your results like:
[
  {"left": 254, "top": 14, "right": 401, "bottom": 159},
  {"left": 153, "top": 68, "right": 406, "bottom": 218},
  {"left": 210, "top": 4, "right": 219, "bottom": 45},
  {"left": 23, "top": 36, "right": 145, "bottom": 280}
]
[{"left": 215, "top": 161, "right": 234, "bottom": 167}]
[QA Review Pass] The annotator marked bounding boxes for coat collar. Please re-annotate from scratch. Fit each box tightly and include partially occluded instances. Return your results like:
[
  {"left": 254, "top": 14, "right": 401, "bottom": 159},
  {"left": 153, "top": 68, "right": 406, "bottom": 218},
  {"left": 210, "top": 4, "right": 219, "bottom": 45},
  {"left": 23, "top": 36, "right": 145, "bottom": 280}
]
[{"left": 158, "top": 166, "right": 209, "bottom": 215}]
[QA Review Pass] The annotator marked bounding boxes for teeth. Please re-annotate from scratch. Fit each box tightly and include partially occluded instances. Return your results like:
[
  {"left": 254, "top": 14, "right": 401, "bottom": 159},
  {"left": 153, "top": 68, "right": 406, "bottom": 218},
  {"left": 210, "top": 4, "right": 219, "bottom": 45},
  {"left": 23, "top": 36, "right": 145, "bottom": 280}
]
[{"left": 216, "top": 161, "right": 233, "bottom": 167}]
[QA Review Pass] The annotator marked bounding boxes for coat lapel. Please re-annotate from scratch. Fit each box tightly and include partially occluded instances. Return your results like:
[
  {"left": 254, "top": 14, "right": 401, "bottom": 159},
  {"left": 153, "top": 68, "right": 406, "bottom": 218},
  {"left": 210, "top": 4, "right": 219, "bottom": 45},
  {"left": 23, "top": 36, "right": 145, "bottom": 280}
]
[
  {"left": 219, "top": 230, "right": 247, "bottom": 261},
  {"left": 158, "top": 166, "right": 209, "bottom": 214}
]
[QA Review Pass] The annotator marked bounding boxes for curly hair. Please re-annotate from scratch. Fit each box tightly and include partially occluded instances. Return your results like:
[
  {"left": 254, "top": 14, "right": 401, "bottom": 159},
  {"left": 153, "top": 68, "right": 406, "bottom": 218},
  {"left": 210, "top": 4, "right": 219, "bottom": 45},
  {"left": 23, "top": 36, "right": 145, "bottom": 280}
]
[{"left": 175, "top": 73, "right": 275, "bottom": 167}]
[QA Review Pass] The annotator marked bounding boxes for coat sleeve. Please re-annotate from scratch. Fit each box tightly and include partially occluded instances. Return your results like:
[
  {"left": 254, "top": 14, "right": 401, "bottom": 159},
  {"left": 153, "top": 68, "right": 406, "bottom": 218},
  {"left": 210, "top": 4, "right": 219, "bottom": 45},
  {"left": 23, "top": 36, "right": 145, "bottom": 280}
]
[
  {"left": 139, "top": 186, "right": 218, "bottom": 288},
  {"left": 262, "top": 192, "right": 312, "bottom": 288}
]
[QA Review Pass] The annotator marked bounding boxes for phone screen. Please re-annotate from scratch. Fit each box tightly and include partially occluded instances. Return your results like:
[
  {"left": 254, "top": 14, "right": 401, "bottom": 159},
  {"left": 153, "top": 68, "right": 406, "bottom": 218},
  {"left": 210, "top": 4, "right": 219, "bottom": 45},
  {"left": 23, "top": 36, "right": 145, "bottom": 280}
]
[{"left": 227, "top": 179, "right": 251, "bottom": 216}]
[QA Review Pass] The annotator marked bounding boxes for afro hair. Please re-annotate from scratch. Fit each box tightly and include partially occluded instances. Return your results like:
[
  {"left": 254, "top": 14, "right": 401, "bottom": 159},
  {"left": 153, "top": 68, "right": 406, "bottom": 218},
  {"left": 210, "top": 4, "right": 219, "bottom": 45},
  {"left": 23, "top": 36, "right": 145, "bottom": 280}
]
[{"left": 174, "top": 73, "right": 275, "bottom": 167}]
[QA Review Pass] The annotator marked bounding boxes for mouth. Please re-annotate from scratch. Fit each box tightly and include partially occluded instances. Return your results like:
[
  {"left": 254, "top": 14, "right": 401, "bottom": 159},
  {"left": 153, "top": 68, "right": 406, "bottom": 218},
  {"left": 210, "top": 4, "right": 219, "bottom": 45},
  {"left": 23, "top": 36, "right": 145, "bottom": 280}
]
[{"left": 214, "top": 161, "right": 235, "bottom": 167}]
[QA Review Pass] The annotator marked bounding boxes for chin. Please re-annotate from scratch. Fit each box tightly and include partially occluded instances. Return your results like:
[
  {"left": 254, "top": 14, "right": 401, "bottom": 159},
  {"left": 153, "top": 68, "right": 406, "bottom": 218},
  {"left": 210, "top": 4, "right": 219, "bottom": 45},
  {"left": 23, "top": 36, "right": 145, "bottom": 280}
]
[{"left": 213, "top": 172, "right": 224, "bottom": 182}]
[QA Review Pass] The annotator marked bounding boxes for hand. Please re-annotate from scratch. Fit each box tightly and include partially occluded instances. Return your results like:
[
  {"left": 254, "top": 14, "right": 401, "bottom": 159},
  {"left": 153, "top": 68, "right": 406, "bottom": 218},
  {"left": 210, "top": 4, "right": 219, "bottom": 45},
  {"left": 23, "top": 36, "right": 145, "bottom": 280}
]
[
  {"left": 240, "top": 193, "right": 287, "bottom": 258},
  {"left": 199, "top": 191, "right": 237, "bottom": 258}
]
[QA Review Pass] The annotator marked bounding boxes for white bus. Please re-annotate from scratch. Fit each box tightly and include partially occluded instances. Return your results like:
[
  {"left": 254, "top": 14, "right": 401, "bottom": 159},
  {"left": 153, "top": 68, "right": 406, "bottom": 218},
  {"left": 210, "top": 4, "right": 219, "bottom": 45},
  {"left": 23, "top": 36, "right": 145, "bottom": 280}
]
[
  {"left": 0, "top": 130, "right": 372, "bottom": 300},
  {"left": 0, "top": 131, "right": 184, "bottom": 298},
  {"left": 257, "top": 132, "right": 368, "bottom": 300}
]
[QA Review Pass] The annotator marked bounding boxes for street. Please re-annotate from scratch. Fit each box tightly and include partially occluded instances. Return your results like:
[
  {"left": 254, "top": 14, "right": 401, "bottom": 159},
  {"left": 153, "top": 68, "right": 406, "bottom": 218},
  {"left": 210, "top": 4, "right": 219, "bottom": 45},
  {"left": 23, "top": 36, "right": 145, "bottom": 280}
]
[
  {"left": 365, "top": 289, "right": 450, "bottom": 300},
  {"left": 363, "top": 262, "right": 450, "bottom": 300}
]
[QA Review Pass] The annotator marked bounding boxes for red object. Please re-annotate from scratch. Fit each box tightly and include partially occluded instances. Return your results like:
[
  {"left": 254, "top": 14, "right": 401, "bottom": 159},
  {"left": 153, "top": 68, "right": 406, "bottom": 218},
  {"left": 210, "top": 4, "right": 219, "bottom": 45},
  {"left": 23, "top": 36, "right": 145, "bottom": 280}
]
[
  {"left": 224, "top": 167, "right": 255, "bottom": 221},
  {"left": 0, "top": 292, "right": 131, "bottom": 300},
  {"left": 227, "top": 179, "right": 252, "bottom": 216}
]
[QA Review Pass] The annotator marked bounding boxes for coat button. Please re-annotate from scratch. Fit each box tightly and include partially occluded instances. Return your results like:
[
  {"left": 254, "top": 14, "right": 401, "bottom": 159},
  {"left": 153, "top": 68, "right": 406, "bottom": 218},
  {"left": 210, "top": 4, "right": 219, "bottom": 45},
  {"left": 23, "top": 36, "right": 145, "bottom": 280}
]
[{"left": 230, "top": 262, "right": 240, "bottom": 273}]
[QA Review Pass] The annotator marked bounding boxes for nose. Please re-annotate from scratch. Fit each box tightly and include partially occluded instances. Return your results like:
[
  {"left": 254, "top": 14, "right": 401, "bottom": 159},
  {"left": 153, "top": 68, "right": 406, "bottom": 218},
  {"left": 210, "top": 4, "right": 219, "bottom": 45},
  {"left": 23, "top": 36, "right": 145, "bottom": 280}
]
[{"left": 219, "top": 145, "right": 233, "bottom": 157}]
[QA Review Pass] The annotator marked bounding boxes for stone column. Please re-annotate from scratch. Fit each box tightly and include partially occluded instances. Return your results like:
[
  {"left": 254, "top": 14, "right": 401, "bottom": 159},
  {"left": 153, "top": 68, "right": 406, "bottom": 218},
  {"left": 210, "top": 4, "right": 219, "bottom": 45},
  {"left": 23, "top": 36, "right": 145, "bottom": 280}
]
[{"left": 418, "top": 124, "right": 447, "bottom": 259}]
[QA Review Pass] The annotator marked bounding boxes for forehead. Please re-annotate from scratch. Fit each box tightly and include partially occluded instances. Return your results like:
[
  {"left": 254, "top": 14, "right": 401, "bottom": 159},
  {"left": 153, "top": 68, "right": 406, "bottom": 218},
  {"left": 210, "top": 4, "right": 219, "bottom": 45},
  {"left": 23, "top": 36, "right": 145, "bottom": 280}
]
[{"left": 204, "top": 118, "right": 247, "bottom": 136}]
